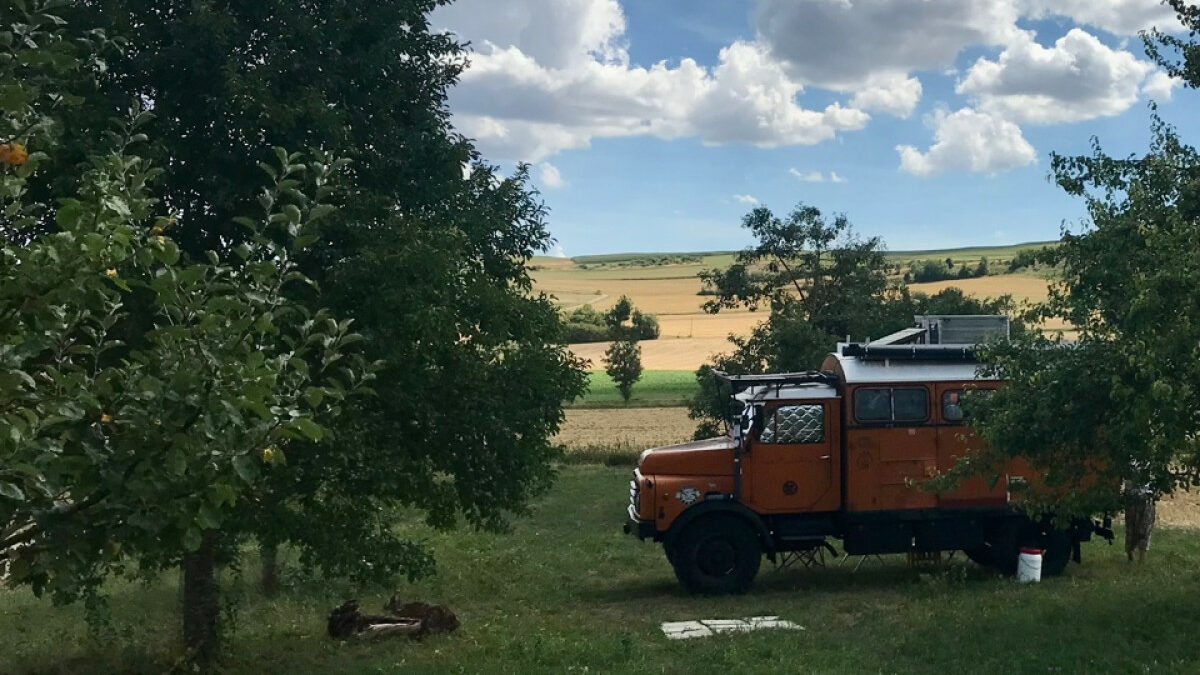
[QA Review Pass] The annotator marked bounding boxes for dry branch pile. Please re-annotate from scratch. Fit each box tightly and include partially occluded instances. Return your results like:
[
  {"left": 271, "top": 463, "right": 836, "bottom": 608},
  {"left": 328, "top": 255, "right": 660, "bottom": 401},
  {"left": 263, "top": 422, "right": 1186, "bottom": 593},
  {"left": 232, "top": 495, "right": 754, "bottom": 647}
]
[{"left": 327, "top": 595, "right": 459, "bottom": 641}]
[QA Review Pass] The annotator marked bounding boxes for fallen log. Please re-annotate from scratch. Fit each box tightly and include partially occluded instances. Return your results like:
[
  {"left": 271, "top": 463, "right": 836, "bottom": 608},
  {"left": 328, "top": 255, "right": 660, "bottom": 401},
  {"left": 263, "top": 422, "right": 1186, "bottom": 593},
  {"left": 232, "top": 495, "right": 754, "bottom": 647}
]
[{"left": 327, "top": 597, "right": 459, "bottom": 641}]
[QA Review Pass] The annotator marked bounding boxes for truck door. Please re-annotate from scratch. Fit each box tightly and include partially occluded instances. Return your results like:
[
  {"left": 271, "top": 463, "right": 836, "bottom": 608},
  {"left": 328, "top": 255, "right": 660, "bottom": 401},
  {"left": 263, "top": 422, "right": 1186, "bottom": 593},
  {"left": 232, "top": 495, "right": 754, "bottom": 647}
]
[
  {"left": 935, "top": 384, "right": 1007, "bottom": 508},
  {"left": 847, "top": 385, "right": 938, "bottom": 511},
  {"left": 745, "top": 400, "right": 841, "bottom": 513}
]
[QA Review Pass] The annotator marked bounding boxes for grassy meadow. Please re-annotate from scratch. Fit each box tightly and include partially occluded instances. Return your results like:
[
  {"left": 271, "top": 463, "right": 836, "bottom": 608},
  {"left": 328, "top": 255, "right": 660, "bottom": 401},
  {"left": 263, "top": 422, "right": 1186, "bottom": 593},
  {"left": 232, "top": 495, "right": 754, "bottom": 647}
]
[
  {"left": 5, "top": 464, "right": 1200, "bottom": 674},
  {"left": 570, "top": 370, "right": 699, "bottom": 408}
]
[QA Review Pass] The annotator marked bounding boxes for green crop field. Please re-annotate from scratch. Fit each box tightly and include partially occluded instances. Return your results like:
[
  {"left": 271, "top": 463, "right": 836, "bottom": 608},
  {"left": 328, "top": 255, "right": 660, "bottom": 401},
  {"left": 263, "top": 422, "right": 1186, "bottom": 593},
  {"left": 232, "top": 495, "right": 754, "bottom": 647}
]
[
  {"left": 4, "top": 464, "right": 1199, "bottom": 674},
  {"left": 883, "top": 240, "right": 1056, "bottom": 264},
  {"left": 570, "top": 370, "right": 699, "bottom": 408}
]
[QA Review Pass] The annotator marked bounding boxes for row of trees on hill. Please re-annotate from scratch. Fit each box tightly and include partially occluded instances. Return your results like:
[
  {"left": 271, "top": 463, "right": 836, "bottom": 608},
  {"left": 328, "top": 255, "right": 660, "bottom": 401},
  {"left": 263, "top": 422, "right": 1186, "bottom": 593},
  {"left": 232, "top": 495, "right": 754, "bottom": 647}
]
[
  {"left": 1, "top": 0, "right": 586, "bottom": 664},
  {"left": 904, "top": 257, "right": 991, "bottom": 283}
]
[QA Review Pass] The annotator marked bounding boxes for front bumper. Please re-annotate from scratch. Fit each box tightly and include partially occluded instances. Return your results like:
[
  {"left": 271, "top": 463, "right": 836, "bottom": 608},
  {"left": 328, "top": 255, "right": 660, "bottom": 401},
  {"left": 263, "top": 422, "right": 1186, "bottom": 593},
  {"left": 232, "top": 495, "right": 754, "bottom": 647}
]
[{"left": 624, "top": 508, "right": 657, "bottom": 539}]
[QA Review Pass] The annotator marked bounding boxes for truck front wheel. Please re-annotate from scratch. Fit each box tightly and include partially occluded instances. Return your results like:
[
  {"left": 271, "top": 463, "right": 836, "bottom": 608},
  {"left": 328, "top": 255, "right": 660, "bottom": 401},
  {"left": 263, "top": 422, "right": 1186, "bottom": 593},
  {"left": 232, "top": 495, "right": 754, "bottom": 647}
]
[{"left": 671, "top": 515, "right": 762, "bottom": 594}]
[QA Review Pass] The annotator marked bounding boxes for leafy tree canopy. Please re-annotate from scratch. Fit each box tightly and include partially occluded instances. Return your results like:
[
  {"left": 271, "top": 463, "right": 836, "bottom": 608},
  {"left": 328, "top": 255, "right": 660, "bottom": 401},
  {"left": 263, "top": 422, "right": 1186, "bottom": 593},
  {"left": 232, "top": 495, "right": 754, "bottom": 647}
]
[
  {"left": 688, "top": 203, "right": 1016, "bottom": 437},
  {"left": 967, "top": 116, "right": 1200, "bottom": 517},
  {"left": 1, "top": 3, "right": 380, "bottom": 660},
  {"left": 2, "top": 0, "right": 588, "bottom": 660},
  {"left": 44, "top": 0, "right": 588, "bottom": 563},
  {"left": 1144, "top": 1, "right": 1200, "bottom": 88}
]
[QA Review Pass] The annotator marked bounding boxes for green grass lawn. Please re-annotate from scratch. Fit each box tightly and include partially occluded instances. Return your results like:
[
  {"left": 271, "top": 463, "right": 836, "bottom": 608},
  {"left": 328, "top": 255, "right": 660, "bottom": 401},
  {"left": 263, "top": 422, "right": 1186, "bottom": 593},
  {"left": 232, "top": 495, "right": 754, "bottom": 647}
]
[
  {"left": 4, "top": 465, "right": 1200, "bottom": 674},
  {"left": 570, "top": 370, "right": 698, "bottom": 408}
]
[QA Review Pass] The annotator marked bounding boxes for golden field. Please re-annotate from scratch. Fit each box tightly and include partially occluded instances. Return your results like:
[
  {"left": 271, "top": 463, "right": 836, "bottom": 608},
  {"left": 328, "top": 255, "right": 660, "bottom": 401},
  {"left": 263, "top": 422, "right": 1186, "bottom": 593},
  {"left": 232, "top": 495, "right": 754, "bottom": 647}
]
[
  {"left": 555, "top": 406, "right": 695, "bottom": 450},
  {"left": 568, "top": 336, "right": 741, "bottom": 371},
  {"left": 908, "top": 274, "right": 1054, "bottom": 304},
  {"left": 533, "top": 252, "right": 1057, "bottom": 370}
]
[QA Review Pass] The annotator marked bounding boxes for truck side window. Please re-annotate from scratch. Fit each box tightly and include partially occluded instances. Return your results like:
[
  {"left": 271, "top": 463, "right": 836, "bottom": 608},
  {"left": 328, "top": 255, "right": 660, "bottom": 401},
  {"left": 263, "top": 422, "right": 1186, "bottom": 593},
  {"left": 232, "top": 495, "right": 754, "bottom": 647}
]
[
  {"left": 893, "top": 388, "right": 928, "bottom": 421},
  {"left": 943, "top": 390, "right": 965, "bottom": 422},
  {"left": 944, "top": 388, "right": 994, "bottom": 423},
  {"left": 760, "top": 404, "right": 824, "bottom": 444},
  {"left": 855, "top": 388, "right": 929, "bottom": 423},
  {"left": 855, "top": 389, "right": 892, "bottom": 422}
]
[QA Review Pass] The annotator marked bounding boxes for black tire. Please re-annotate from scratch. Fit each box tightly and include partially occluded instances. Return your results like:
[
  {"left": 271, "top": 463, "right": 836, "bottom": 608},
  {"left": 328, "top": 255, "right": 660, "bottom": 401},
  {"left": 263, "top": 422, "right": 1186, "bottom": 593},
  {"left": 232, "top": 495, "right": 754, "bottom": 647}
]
[
  {"left": 967, "top": 519, "right": 1021, "bottom": 575},
  {"left": 1037, "top": 528, "right": 1072, "bottom": 577},
  {"left": 671, "top": 515, "right": 762, "bottom": 594},
  {"left": 969, "top": 518, "right": 1073, "bottom": 578}
]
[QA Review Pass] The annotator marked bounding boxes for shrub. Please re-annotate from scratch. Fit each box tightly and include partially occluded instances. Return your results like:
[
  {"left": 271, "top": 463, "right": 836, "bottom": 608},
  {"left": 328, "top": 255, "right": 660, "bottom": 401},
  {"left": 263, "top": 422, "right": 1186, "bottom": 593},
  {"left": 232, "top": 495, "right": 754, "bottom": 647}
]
[
  {"left": 631, "top": 311, "right": 660, "bottom": 339},
  {"left": 604, "top": 340, "right": 643, "bottom": 402},
  {"left": 564, "top": 322, "right": 612, "bottom": 343}
]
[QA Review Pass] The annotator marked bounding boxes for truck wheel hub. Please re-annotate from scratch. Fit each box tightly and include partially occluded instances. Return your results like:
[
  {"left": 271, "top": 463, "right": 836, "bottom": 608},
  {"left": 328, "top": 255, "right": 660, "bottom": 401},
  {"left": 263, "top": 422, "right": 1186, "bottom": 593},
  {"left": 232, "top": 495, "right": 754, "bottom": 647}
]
[{"left": 697, "top": 538, "right": 737, "bottom": 577}]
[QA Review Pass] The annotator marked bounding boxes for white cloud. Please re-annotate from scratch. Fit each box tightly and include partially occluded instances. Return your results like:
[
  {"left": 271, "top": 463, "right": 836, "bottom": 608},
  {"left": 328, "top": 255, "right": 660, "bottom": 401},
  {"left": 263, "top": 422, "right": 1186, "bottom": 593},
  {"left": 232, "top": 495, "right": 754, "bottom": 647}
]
[
  {"left": 897, "top": 107, "right": 1037, "bottom": 177},
  {"left": 433, "top": 0, "right": 627, "bottom": 69},
  {"left": 850, "top": 74, "right": 924, "bottom": 118},
  {"left": 957, "top": 29, "right": 1155, "bottom": 124},
  {"left": 1017, "top": 0, "right": 1182, "bottom": 35},
  {"left": 1142, "top": 70, "right": 1183, "bottom": 100},
  {"left": 434, "top": 1, "right": 870, "bottom": 161},
  {"left": 537, "top": 162, "right": 566, "bottom": 189},
  {"left": 790, "top": 169, "right": 825, "bottom": 182},
  {"left": 548, "top": 243, "right": 568, "bottom": 258},
  {"left": 790, "top": 168, "right": 848, "bottom": 183},
  {"left": 754, "top": 0, "right": 1019, "bottom": 95},
  {"left": 435, "top": 0, "right": 1181, "bottom": 173},
  {"left": 733, "top": 194, "right": 760, "bottom": 205}
]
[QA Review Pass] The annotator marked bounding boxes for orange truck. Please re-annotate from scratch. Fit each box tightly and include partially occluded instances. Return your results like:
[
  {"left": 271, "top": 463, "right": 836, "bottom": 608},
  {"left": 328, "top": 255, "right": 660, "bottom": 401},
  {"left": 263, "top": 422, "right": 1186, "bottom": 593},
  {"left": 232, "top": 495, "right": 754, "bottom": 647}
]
[{"left": 624, "top": 316, "right": 1113, "bottom": 593}]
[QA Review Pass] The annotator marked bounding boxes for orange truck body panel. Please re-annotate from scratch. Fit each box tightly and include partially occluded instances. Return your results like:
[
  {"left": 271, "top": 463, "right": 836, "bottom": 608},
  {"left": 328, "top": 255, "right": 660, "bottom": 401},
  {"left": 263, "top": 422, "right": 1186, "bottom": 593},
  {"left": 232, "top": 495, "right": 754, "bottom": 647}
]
[
  {"left": 631, "top": 353, "right": 1042, "bottom": 540},
  {"left": 625, "top": 327, "right": 1110, "bottom": 588}
]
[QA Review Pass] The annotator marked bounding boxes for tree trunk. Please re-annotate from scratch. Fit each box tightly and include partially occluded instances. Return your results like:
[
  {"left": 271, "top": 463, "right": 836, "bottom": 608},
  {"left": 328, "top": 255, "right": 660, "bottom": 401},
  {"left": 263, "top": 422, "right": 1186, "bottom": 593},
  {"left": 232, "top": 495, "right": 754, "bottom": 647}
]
[
  {"left": 182, "top": 530, "right": 220, "bottom": 665},
  {"left": 260, "top": 541, "right": 279, "bottom": 595}
]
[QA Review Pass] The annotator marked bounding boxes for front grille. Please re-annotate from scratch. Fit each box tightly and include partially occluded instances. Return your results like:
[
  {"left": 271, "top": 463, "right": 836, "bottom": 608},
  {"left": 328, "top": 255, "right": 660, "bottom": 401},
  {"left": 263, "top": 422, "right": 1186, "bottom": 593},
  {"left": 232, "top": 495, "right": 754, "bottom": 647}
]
[{"left": 628, "top": 479, "right": 640, "bottom": 519}]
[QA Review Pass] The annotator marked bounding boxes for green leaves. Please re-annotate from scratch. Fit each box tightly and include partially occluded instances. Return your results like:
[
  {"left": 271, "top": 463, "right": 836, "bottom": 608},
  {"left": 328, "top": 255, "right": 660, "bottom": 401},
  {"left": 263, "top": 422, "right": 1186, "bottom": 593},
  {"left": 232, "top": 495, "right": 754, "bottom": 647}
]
[
  {"left": 0, "top": 481, "right": 25, "bottom": 501},
  {"left": 1, "top": 101, "right": 368, "bottom": 612},
  {"left": 231, "top": 455, "right": 258, "bottom": 484},
  {"left": 284, "top": 417, "right": 324, "bottom": 442}
]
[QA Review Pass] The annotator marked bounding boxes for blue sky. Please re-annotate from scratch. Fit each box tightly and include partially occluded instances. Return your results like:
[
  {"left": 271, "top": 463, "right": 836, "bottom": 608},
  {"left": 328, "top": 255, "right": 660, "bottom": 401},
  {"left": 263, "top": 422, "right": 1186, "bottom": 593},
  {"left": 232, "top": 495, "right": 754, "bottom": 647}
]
[{"left": 432, "top": 0, "right": 1198, "bottom": 256}]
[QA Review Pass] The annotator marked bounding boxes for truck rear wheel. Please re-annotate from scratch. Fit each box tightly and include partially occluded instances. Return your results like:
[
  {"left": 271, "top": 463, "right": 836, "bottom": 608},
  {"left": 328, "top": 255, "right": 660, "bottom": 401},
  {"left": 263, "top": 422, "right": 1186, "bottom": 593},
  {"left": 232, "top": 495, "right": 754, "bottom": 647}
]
[
  {"left": 671, "top": 515, "right": 761, "bottom": 594},
  {"left": 1038, "top": 528, "right": 1072, "bottom": 577},
  {"left": 965, "top": 519, "right": 1021, "bottom": 575},
  {"left": 966, "top": 519, "right": 1072, "bottom": 577}
]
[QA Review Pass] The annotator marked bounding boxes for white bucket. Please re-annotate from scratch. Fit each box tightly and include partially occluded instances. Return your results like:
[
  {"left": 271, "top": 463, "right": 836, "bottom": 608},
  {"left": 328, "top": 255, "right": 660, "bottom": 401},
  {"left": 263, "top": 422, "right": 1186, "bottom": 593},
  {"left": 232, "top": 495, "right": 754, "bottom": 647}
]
[{"left": 1017, "top": 547, "right": 1043, "bottom": 583}]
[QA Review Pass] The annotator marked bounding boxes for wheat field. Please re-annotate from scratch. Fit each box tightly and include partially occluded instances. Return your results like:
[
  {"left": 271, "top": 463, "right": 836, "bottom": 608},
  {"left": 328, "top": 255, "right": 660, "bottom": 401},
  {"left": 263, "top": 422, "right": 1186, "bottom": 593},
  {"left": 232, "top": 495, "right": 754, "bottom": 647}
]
[
  {"left": 534, "top": 253, "right": 1056, "bottom": 370},
  {"left": 555, "top": 406, "right": 696, "bottom": 450}
]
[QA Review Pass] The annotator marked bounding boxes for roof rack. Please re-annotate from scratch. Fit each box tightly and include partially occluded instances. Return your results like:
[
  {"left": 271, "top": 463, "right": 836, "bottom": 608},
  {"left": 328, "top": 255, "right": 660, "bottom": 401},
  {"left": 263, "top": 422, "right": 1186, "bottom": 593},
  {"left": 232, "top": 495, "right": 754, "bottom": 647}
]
[
  {"left": 840, "top": 344, "right": 977, "bottom": 362},
  {"left": 712, "top": 370, "right": 838, "bottom": 396}
]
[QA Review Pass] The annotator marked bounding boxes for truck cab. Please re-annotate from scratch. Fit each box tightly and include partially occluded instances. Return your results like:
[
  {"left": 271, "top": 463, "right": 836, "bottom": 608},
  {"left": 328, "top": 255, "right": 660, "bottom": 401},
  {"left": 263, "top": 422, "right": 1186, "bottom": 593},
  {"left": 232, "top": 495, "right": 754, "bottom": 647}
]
[{"left": 624, "top": 316, "right": 1108, "bottom": 593}]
